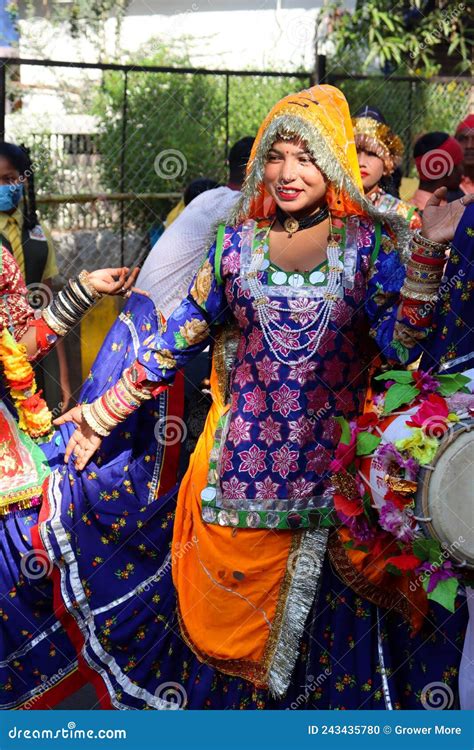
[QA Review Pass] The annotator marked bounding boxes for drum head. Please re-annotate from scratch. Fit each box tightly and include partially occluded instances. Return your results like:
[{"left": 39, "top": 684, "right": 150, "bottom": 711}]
[{"left": 417, "top": 422, "right": 474, "bottom": 568}]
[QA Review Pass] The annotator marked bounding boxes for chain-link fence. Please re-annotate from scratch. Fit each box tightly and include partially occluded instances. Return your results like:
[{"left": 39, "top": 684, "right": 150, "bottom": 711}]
[
  {"left": 0, "top": 59, "right": 471, "bottom": 279},
  {"left": 0, "top": 58, "right": 312, "bottom": 279},
  {"left": 328, "top": 74, "right": 472, "bottom": 177}
]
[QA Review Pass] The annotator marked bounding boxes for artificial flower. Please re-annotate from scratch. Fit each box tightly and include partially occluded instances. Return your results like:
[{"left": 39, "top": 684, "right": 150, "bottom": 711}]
[
  {"left": 384, "top": 553, "right": 422, "bottom": 571},
  {"left": 378, "top": 501, "right": 416, "bottom": 543},
  {"left": 376, "top": 442, "right": 419, "bottom": 481},
  {"left": 329, "top": 431, "right": 356, "bottom": 472},
  {"left": 395, "top": 428, "right": 439, "bottom": 466},
  {"left": 412, "top": 370, "right": 439, "bottom": 395},
  {"left": 417, "top": 560, "right": 459, "bottom": 593},
  {"left": 406, "top": 393, "right": 449, "bottom": 435}
]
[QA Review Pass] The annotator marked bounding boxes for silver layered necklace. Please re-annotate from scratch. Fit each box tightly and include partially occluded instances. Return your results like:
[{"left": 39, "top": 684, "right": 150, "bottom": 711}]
[{"left": 245, "top": 228, "right": 343, "bottom": 366}]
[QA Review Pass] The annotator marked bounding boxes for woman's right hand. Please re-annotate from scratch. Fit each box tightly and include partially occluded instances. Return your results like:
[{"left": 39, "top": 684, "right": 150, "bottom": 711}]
[
  {"left": 422, "top": 188, "right": 474, "bottom": 244},
  {"left": 54, "top": 405, "right": 103, "bottom": 470},
  {"left": 86, "top": 266, "right": 140, "bottom": 297}
]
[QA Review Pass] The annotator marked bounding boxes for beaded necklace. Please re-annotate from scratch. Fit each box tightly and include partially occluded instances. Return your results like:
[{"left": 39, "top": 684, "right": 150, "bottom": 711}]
[{"left": 245, "top": 216, "right": 343, "bottom": 366}]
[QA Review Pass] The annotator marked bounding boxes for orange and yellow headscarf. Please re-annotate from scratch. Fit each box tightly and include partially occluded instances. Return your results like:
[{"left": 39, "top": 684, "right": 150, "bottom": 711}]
[{"left": 231, "top": 84, "right": 377, "bottom": 224}]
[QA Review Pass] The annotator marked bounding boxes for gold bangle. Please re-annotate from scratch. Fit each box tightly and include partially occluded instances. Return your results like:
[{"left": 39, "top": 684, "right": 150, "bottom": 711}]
[
  {"left": 412, "top": 230, "right": 448, "bottom": 253},
  {"left": 81, "top": 403, "right": 111, "bottom": 437},
  {"left": 78, "top": 270, "right": 103, "bottom": 301}
]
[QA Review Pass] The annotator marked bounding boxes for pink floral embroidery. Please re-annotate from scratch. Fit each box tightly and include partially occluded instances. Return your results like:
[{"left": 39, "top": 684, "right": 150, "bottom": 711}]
[
  {"left": 322, "top": 417, "right": 340, "bottom": 442},
  {"left": 289, "top": 359, "right": 316, "bottom": 386},
  {"left": 238, "top": 444, "right": 267, "bottom": 478},
  {"left": 270, "top": 444, "right": 299, "bottom": 478},
  {"left": 247, "top": 328, "right": 264, "bottom": 356},
  {"left": 288, "top": 298, "right": 320, "bottom": 325},
  {"left": 349, "top": 271, "right": 365, "bottom": 303},
  {"left": 306, "top": 386, "right": 330, "bottom": 415},
  {"left": 255, "top": 476, "right": 279, "bottom": 499},
  {"left": 335, "top": 390, "right": 356, "bottom": 414},
  {"left": 221, "top": 476, "right": 248, "bottom": 499},
  {"left": 221, "top": 446, "right": 234, "bottom": 473},
  {"left": 306, "top": 444, "right": 330, "bottom": 473},
  {"left": 234, "top": 361, "right": 253, "bottom": 387},
  {"left": 227, "top": 415, "right": 252, "bottom": 445},
  {"left": 314, "top": 328, "right": 336, "bottom": 356},
  {"left": 270, "top": 384, "right": 300, "bottom": 418},
  {"left": 233, "top": 303, "right": 249, "bottom": 329},
  {"left": 288, "top": 416, "right": 314, "bottom": 446},
  {"left": 236, "top": 336, "right": 246, "bottom": 360},
  {"left": 271, "top": 325, "right": 300, "bottom": 356},
  {"left": 259, "top": 415, "right": 282, "bottom": 446},
  {"left": 242, "top": 385, "right": 267, "bottom": 417},
  {"left": 332, "top": 300, "right": 352, "bottom": 327},
  {"left": 323, "top": 356, "right": 344, "bottom": 386},
  {"left": 222, "top": 250, "right": 240, "bottom": 274},
  {"left": 288, "top": 477, "right": 316, "bottom": 499},
  {"left": 256, "top": 355, "right": 280, "bottom": 386}
]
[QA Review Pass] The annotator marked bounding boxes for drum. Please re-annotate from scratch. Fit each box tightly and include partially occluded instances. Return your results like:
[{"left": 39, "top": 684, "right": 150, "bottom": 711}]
[
  {"left": 359, "top": 405, "right": 474, "bottom": 570},
  {"left": 415, "top": 419, "right": 474, "bottom": 569}
]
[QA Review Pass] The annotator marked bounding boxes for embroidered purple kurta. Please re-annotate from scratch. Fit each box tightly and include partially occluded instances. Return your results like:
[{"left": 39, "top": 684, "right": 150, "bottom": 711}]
[{"left": 138, "top": 216, "right": 413, "bottom": 531}]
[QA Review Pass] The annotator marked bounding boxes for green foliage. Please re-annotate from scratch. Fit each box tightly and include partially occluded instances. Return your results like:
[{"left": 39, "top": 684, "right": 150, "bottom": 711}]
[
  {"left": 328, "top": 0, "right": 471, "bottom": 76},
  {"left": 332, "top": 76, "right": 471, "bottom": 176},
  {"left": 93, "top": 45, "right": 309, "bottom": 229}
]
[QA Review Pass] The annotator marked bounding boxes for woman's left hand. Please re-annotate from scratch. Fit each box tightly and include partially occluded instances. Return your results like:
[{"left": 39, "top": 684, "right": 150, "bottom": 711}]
[
  {"left": 54, "top": 405, "right": 103, "bottom": 470},
  {"left": 87, "top": 266, "right": 140, "bottom": 296},
  {"left": 422, "top": 188, "right": 474, "bottom": 244}
]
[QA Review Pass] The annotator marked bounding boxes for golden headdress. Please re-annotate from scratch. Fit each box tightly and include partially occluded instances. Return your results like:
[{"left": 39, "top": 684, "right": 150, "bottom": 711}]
[{"left": 352, "top": 110, "right": 404, "bottom": 175}]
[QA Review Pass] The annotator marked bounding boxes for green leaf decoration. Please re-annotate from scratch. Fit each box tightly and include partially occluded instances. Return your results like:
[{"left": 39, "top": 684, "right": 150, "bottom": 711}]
[
  {"left": 425, "top": 576, "right": 459, "bottom": 613},
  {"left": 375, "top": 370, "right": 414, "bottom": 384},
  {"left": 356, "top": 431, "right": 381, "bottom": 456},
  {"left": 385, "top": 563, "right": 403, "bottom": 577},
  {"left": 335, "top": 416, "right": 351, "bottom": 445},
  {"left": 383, "top": 383, "right": 419, "bottom": 415},
  {"left": 412, "top": 538, "right": 443, "bottom": 564},
  {"left": 435, "top": 373, "right": 471, "bottom": 397},
  {"left": 392, "top": 340, "right": 409, "bottom": 364}
]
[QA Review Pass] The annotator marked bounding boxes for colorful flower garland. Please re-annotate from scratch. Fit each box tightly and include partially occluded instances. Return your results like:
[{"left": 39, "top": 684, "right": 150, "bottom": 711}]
[
  {"left": 331, "top": 368, "right": 473, "bottom": 616},
  {"left": 0, "top": 328, "right": 52, "bottom": 438}
]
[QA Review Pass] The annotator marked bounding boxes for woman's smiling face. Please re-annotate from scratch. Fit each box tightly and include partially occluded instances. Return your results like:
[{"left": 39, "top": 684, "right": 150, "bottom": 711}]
[{"left": 263, "top": 137, "right": 327, "bottom": 215}]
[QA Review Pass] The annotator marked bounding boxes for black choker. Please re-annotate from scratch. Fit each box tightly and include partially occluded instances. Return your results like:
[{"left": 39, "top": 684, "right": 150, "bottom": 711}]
[{"left": 276, "top": 204, "right": 329, "bottom": 237}]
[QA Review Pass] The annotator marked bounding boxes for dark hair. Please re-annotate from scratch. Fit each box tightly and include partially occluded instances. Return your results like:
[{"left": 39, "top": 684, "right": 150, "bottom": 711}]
[
  {"left": 413, "top": 131, "right": 449, "bottom": 158},
  {"left": 228, "top": 136, "right": 254, "bottom": 183},
  {"left": 380, "top": 166, "right": 402, "bottom": 198},
  {"left": 0, "top": 141, "right": 38, "bottom": 229},
  {"left": 183, "top": 178, "right": 219, "bottom": 206}
]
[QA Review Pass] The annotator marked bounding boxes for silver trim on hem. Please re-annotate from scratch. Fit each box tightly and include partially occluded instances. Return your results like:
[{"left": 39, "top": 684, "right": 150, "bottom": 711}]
[{"left": 267, "top": 528, "right": 328, "bottom": 698}]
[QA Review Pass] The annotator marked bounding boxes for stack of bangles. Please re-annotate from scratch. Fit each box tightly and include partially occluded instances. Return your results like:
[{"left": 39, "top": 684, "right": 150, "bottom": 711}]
[
  {"left": 81, "top": 366, "right": 154, "bottom": 437},
  {"left": 42, "top": 270, "right": 102, "bottom": 337},
  {"left": 400, "top": 230, "right": 448, "bottom": 324}
]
